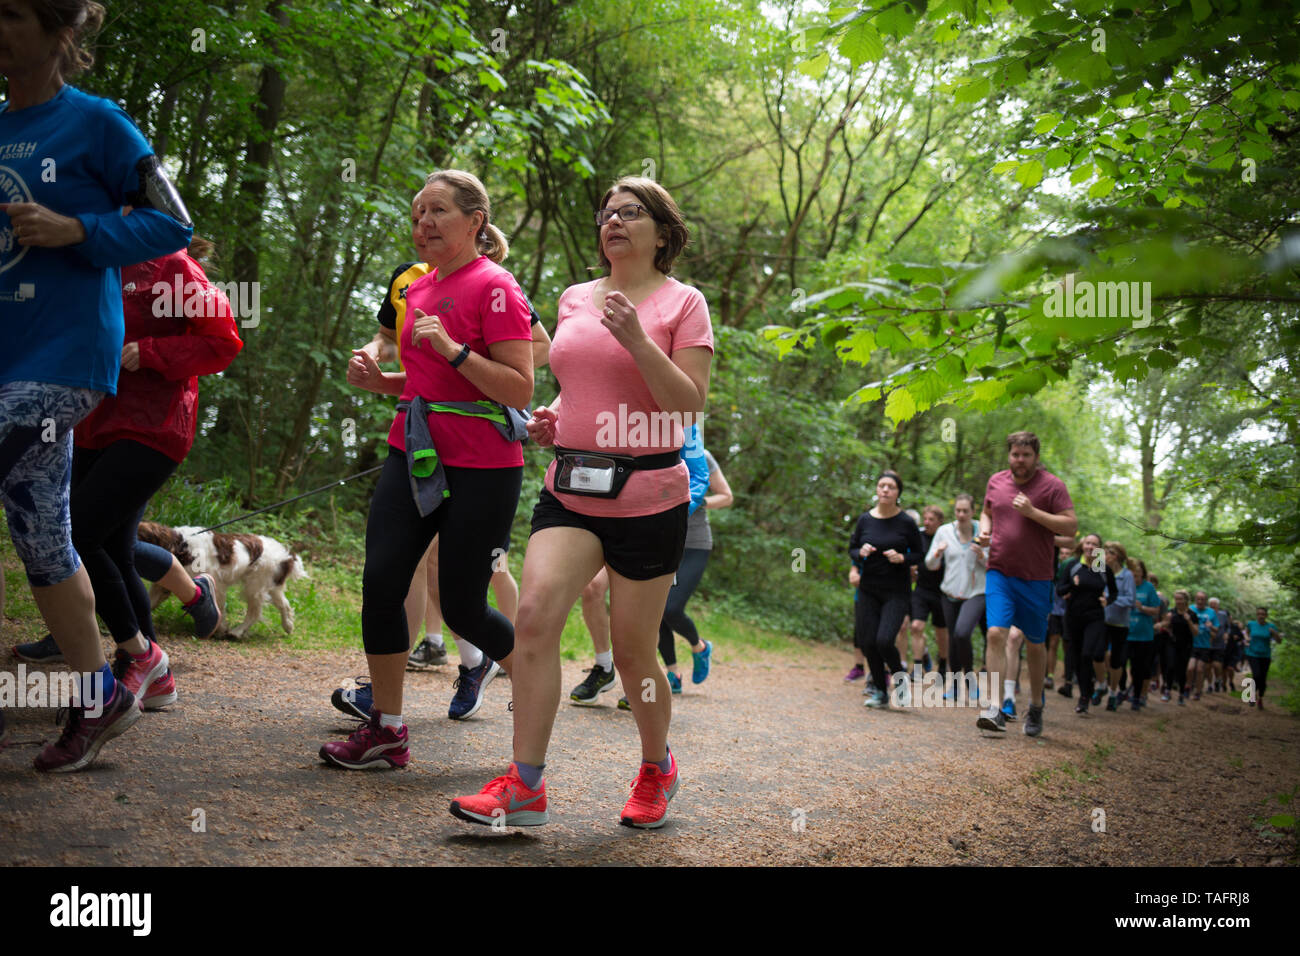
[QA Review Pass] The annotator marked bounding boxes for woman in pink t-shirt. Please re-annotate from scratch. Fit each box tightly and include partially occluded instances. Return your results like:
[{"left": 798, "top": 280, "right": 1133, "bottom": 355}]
[
  {"left": 451, "top": 177, "right": 713, "bottom": 830},
  {"left": 318, "top": 170, "right": 534, "bottom": 770}
]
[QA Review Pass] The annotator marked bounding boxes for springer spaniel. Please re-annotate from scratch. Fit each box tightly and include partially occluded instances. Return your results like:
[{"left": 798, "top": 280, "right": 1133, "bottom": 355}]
[{"left": 137, "top": 521, "right": 307, "bottom": 639}]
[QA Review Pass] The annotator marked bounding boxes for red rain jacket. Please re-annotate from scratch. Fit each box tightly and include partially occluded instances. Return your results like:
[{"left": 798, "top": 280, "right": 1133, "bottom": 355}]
[{"left": 75, "top": 251, "right": 243, "bottom": 462}]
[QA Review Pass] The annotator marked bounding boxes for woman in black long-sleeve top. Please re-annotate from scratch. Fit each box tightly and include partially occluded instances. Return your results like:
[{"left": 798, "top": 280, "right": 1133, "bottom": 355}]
[
  {"left": 849, "top": 470, "right": 925, "bottom": 709},
  {"left": 1056, "top": 532, "right": 1116, "bottom": 715}
]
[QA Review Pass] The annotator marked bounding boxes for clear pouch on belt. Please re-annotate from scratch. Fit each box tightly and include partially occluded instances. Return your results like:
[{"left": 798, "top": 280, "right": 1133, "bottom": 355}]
[{"left": 554, "top": 451, "right": 631, "bottom": 498}]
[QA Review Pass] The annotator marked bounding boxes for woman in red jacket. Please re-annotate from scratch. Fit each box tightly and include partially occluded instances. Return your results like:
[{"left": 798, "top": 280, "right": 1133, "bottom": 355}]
[{"left": 16, "top": 236, "right": 242, "bottom": 707}]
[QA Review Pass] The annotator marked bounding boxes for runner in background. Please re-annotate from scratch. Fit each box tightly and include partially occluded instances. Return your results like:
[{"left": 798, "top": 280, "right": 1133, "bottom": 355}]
[
  {"left": 910, "top": 505, "right": 948, "bottom": 682},
  {"left": 1207, "top": 597, "right": 1226, "bottom": 692},
  {"left": 1050, "top": 541, "right": 1076, "bottom": 697},
  {"left": 925, "top": 493, "right": 986, "bottom": 701},
  {"left": 1101, "top": 541, "right": 1134, "bottom": 711},
  {"left": 1244, "top": 607, "right": 1282, "bottom": 710},
  {"left": 1167, "top": 590, "right": 1197, "bottom": 704},
  {"left": 1149, "top": 573, "right": 1171, "bottom": 700},
  {"left": 1125, "top": 558, "right": 1160, "bottom": 711},
  {"left": 1188, "top": 590, "right": 1219, "bottom": 701},
  {"left": 1058, "top": 533, "right": 1114, "bottom": 716}
]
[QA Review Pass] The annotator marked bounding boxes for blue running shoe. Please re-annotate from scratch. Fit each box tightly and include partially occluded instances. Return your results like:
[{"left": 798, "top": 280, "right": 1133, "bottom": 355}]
[
  {"left": 691, "top": 640, "right": 712, "bottom": 684},
  {"left": 331, "top": 678, "right": 372, "bottom": 720},
  {"left": 449, "top": 660, "right": 501, "bottom": 720},
  {"left": 1001, "top": 697, "right": 1017, "bottom": 720},
  {"left": 667, "top": 671, "right": 682, "bottom": 694}
]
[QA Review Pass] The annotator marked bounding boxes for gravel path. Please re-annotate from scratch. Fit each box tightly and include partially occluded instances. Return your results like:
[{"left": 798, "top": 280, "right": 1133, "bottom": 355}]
[{"left": 2, "top": 634, "right": 1296, "bottom": 866}]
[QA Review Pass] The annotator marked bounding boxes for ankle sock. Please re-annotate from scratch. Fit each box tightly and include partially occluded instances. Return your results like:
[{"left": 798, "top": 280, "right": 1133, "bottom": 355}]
[
  {"left": 426, "top": 630, "right": 444, "bottom": 650},
  {"left": 459, "top": 640, "right": 484, "bottom": 669},
  {"left": 379, "top": 711, "right": 403, "bottom": 730},
  {"left": 648, "top": 749, "right": 672, "bottom": 774},
  {"left": 183, "top": 579, "right": 204, "bottom": 607},
  {"left": 595, "top": 651, "right": 613, "bottom": 671},
  {"left": 82, "top": 664, "right": 116, "bottom": 710},
  {"left": 1004, "top": 678, "right": 1016, "bottom": 702},
  {"left": 515, "top": 760, "right": 544, "bottom": 790}
]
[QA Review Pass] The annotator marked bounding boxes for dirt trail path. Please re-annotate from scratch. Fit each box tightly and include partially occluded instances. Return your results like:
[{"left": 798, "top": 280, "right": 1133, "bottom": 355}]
[{"left": 2, "top": 636, "right": 1296, "bottom": 866}]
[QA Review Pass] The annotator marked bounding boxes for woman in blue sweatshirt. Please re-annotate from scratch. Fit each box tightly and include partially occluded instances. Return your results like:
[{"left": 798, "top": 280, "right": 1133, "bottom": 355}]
[{"left": 0, "top": 0, "right": 193, "bottom": 771}]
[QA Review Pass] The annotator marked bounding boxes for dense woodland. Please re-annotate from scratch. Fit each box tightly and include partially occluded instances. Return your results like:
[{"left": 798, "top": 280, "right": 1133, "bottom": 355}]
[{"left": 35, "top": 0, "right": 1297, "bottom": 645}]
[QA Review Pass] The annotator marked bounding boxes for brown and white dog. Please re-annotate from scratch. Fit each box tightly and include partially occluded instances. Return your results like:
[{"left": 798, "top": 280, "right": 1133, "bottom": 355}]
[{"left": 137, "top": 521, "right": 307, "bottom": 638}]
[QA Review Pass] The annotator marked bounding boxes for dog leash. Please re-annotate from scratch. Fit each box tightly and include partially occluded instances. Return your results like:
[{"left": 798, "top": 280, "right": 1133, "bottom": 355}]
[{"left": 195, "top": 465, "right": 384, "bottom": 534}]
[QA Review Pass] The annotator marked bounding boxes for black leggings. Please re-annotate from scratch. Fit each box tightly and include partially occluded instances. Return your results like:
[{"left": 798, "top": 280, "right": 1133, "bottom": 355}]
[
  {"left": 71, "top": 441, "right": 178, "bottom": 645},
  {"left": 1106, "top": 624, "right": 1129, "bottom": 674},
  {"left": 1128, "top": 640, "right": 1155, "bottom": 699},
  {"left": 1066, "top": 609, "right": 1109, "bottom": 701},
  {"left": 940, "top": 593, "right": 986, "bottom": 674},
  {"left": 1171, "top": 637, "right": 1192, "bottom": 693},
  {"left": 855, "top": 582, "right": 908, "bottom": 689},
  {"left": 362, "top": 448, "right": 520, "bottom": 659},
  {"left": 658, "top": 546, "right": 709, "bottom": 667},
  {"left": 1246, "top": 656, "right": 1270, "bottom": 698}
]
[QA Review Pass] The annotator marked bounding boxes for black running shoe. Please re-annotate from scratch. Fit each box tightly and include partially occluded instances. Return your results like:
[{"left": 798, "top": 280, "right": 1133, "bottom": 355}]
[
  {"left": 976, "top": 707, "right": 1006, "bottom": 732},
  {"left": 407, "top": 637, "right": 447, "bottom": 669},
  {"left": 1057, "top": 680, "right": 1073, "bottom": 698},
  {"left": 1024, "top": 705, "right": 1043, "bottom": 737},
  {"left": 1076, "top": 697, "right": 1089, "bottom": 715},
  {"left": 569, "top": 664, "right": 616, "bottom": 705},
  {"left": 13, "top": 634, "right": 63, "bottom": 663}
]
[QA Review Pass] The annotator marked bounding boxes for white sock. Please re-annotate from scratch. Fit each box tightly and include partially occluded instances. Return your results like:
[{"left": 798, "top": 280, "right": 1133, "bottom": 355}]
[
  {"left": 1004, "top": 678, "right": 1016, "bottom": 702},
  {"left": 459, "top": 640, "right": 484, "bottom": 669},
  {"left": 426, "top": 630, "right": 444, "bottom": 649},
  {"left": 595, "top": 651, "right": 613, "bottom": 671},
  {"left": 379, "top": 712, "right": 403, "bottom": 730}
]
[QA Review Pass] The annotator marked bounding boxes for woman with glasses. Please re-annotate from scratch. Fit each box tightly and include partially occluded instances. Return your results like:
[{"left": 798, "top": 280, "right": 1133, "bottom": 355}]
[{"left": 451, "top": 177, "right": 712, "bottom": 829}]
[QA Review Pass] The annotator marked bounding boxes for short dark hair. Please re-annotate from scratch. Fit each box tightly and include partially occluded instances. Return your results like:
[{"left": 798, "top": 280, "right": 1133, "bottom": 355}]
[
  {"left": 954, "top": 492, "right": 975, "bottom": 509},
  {"left": 879, "top": 469, "right": 903, "bottom": 497},
  {"left": 596, "top": 177, "right": 689, "bottom": 275},
  {"left": 1006, "top": 431, "right": 1040, "bottom": 455}
]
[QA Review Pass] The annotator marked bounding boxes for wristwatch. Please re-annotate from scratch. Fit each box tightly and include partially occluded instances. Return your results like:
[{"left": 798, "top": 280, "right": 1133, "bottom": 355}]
[{"left": 449, "top": 343, "right": 471, "bottom": 368}]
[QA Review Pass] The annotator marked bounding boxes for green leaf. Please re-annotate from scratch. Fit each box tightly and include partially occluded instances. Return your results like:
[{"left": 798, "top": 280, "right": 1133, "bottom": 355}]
[
  {"left": 1269, "top": 814, "right": 1295, "bottom": 829},
  {"left": 1015, "top": 159, "right": 1044, "bottom": 188},
  {"left": 1070, "top": 164, "right": 1096, "bottom": 185},
  {"left": 884, "top": 386, "right": 918, "bottom": 424},
  {"left": 876, "top": 323, "right": 910, "bottom": 352},
  {"left": 1170, "top": 90, "right": 1191, "bottom": 114},
  {"left": 992, "top": 160, "right": 1020, "bottom": 174},
  {"left": 1033, "top": 113, "right": 1061, "bottom": 135},
  {"left": 836, "top": 329, "right": 877, "bottom": 366},
  {"left": 1088, "top": 176, "right": 1116, "bottom": 198},
  {"left": 796, "top": 52, "right": 830, "bottom": 78},
  {"left": 1045, "top": 147, "right": 1071, "bottom": 170},
  {"left": 954, "top": 75, "right": 992, "bottom": 103},
  {"left": 839, "top": 19, "right": 884, "bottom": 66}
]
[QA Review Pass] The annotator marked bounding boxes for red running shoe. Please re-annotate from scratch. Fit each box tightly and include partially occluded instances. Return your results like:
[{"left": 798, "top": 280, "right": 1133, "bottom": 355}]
[
  {"left": 35, "top": 683, "right": 141, "bottom": 773},
  {"left": 449, "top": 763, "right": 549, "bottom": 827},
  {"left": 319, "top": 711, "right": 410, "bottom": 769},
  {"left": 620, "top": 753, "right": 680, "bottom": 829},
  {"left": 112, "top": 642, "right": 176, "bottom": 710}
]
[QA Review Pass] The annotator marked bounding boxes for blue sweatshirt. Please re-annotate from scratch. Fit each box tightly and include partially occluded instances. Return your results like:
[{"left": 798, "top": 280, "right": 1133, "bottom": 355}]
[{"left": 1, "top": 85, "right": 193, "bottom": 394}]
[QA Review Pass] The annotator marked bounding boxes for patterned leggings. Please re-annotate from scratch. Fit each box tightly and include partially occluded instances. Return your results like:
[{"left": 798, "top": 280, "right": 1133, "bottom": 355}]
[{"left": 0, "top": 381, "right": 102, "bottom": 586}]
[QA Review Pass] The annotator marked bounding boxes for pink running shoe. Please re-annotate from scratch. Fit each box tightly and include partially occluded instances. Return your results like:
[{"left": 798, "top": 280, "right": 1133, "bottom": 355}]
[
  {"left": 112, "top": 642, "right": 176, "bottom": 710},
  {"left": 35, "top": 683, "right": 141, "bottom": 773},
  {"left": 844, "top": 664, "right": 865, "bottom": 682},
  {"left": 319, "top": 711, "right": 409, "bottom": 770},
  {"left": 449, "top": 763, "right": 549, "bottom": 827},
  {"left": 620, "top": 754, "right": 680, "bottom": 829}
]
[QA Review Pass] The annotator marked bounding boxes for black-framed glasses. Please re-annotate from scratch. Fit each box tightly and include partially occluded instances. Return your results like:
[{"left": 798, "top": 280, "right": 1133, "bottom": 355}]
[{"left": 595, "top": 202, "right": 650, "bottom": 226}]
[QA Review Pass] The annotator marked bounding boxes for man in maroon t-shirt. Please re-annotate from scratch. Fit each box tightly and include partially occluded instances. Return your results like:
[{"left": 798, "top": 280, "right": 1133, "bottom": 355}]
[{"left": 974, "top": 431, "right": 1077, "bottom": 738}]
